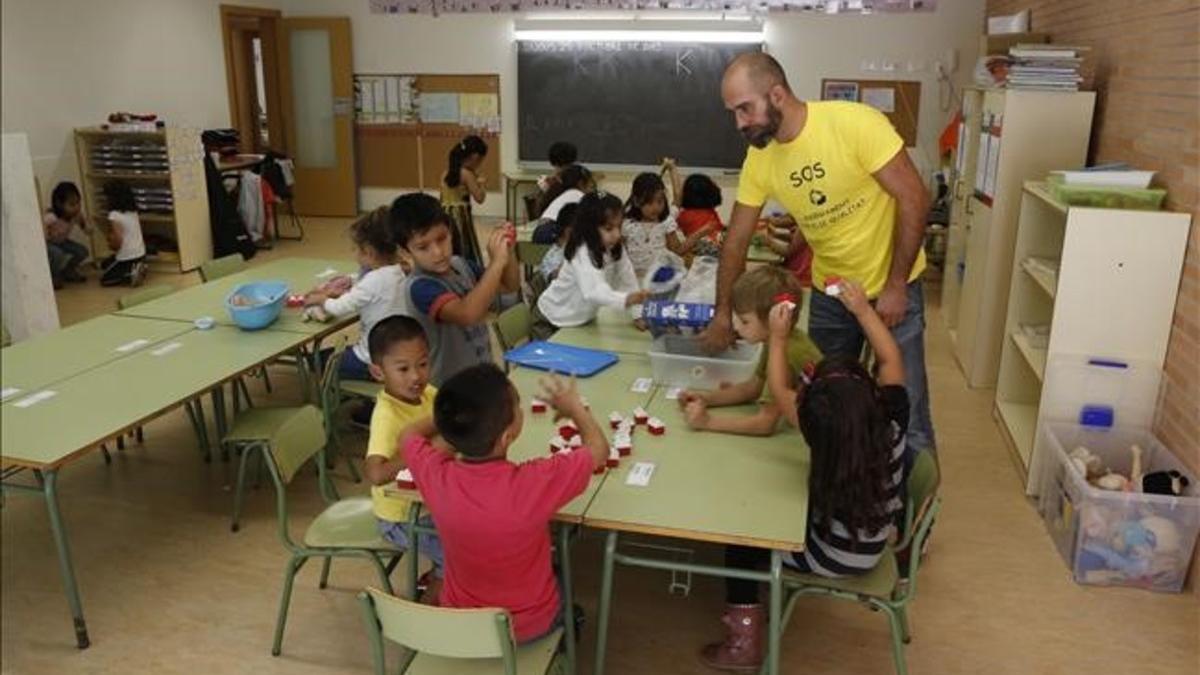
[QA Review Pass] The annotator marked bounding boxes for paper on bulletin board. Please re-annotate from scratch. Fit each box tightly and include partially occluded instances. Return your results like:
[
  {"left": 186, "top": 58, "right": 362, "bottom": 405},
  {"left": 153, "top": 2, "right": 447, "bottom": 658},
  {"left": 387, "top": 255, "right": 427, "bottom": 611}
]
[
  {"left": 862, "top": 87, "right": 895, "bottom": 113},
  {"left": 419, "top": 93, "right": 460, "bottom": 124},
  {"left": 459, "top": 93, "right": 498, "bottom": 126},
  {"left": 384, "top": 77, "right": 401, "bottom": 122}
]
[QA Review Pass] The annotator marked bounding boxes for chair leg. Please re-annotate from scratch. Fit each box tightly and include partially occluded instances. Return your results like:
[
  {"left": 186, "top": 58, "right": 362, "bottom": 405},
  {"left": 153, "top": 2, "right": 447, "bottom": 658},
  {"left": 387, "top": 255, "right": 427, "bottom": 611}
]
[
  {"left": 882, "top": 604, "right": 908, "bottom": 675},
  {"left": 897, "top": 605, "right": 912, "bottom": 644},
  {"left": 116, "top": 436, "right": 125, "bottom": 451},
  {"left": 271, "top": 555, "right": 307, "bottom": 657},
  {"left": 368, "top": 552, "right": 395, "bottom": 596},
  {"left": 318, "top": 556, "right": 332, "bottom": 589},
  {"left": 101, "top": 445, "right": 112, "bottom": 465},
  {"left": 237, "top": 377, "right": 253, "bottom": 408},
  {"left": 135, "top": 426, "right": 144, "bottom": 443},
  {"left": 230, "top": 445, "right": 253, "bottom": 533},
  {"left": 260, "top": 366, "right": 273, "bottom": 394},
  {"left": 343, "top": 448, "right": 362, "bottom": 484}
]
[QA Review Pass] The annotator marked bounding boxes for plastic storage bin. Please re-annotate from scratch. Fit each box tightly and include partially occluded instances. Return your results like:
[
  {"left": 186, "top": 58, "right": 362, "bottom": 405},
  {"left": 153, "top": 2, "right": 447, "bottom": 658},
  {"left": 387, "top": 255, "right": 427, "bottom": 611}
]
[
  {"left": 1049, "top": 182, "right": 1166, "bottom": 211},
  {"left": 1037, "top": 422, "right": 1199, "bottom": 592},
  {"left": 225, "top": 280, "right": 288, "bottom": 330},
  {"left": 648, "top": 335, "right": 761, "bottom": 389}
]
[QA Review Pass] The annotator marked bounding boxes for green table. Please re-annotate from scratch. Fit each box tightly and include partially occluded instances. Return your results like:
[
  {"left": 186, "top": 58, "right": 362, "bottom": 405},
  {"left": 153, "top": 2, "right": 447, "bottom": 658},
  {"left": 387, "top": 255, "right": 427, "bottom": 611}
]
[
  {"left": 550, "top": 308, "right": 651, "bottom": 357},
  {"left": 1, "top": 325, "right": 317, "bottom": 649},
  {"left": 1, "top": 315, "right": 193, "bottom": 395},
  {"left": 583, "top": 395, "right": 810, "bottom": 675},
  {"left": 116, "top": 257, "right": 358, "bottom": 335}
]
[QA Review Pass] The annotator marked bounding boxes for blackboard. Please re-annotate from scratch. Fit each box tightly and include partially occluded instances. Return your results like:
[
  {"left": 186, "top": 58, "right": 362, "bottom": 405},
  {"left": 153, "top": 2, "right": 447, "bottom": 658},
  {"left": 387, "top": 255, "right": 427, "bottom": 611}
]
[{"left": 518, "top": 41, "right": 761, "bottom": 169}]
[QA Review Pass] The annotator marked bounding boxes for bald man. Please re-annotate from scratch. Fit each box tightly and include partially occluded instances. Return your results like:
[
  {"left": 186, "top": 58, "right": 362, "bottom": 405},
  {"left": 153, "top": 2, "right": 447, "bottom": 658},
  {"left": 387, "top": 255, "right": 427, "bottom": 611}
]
[{"left": 705, "top": 52, "right": 935, "bottom": 451}]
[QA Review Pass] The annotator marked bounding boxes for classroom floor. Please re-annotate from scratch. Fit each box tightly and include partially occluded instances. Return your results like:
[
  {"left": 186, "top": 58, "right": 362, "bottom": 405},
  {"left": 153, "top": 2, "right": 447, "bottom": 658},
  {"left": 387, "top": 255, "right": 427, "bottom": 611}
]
[{"left": 3, "top": 218, "right": 1197, "bottom": 675}]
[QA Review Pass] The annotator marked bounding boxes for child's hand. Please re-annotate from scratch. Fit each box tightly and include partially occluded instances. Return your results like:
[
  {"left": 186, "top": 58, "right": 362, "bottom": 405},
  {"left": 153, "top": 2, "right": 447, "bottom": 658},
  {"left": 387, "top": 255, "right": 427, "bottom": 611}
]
[
  {"left": 539, "top": 374, "right": 586, "bottom": 420},
  {"left": 625, "top": 290, "right": 650, "bottom": 307},
  {"left": 660, "top": 157, "right": 677, "bottom": 172},
  {"left": 835, "top": 280, "right": 871, "bottom": 317},
  {"left": 768, "top": 302, "right": 793, "bottom": 340},
  {"left": 303, "top": 291, "right": 327, "bottom": 307},
  {"left": 485, "top": 227, "right": 512, "bottom": 266},
  {"left": 632, "top": 318, "right": 649, "bottom": 332},
  {"left": 677, "top": 389, "right": 707, "bottom": 409},
  {"left": 683, "top": 399, "right": 710, "bottom": 430}
]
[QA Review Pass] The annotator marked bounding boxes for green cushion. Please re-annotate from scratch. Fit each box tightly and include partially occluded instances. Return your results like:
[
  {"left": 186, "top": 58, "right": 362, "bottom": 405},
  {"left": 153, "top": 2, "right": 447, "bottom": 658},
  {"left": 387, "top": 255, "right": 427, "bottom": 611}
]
[
  {"left": 304, "top": 496, "right": 397, "bottom": 551},
  {"left": 407, "top": 628, "right": 563, "bottom": 675},
  {"left": 782, "top": 550, "right": 899, "bottom": 599},
  {"left": 223, "top": 406, "right": 316, "bottom": 443}
]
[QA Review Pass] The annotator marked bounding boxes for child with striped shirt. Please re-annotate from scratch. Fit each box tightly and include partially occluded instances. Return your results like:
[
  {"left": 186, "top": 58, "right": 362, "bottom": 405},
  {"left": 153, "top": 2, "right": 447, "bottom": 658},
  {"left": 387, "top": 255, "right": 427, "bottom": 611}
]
[{"left": 700, "top": 279, "right": 910, "bottom": 672}]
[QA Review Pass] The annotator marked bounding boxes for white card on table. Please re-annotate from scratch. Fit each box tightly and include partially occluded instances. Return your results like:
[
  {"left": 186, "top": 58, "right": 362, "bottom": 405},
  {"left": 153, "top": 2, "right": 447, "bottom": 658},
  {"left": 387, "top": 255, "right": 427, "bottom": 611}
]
[
  {"left": 630, "top": 377, "right": 652, "bottom": 393},
  {"left": 150, "top": 341, "right": 183, "bottom": 357},
  {"left": 115, "top": 338, "right": 150, "bottom": 353},
  {"left": 315, "top": 267, "right": 339, "bottom": 278},
  {"left": 1, "top": 387, "right": 21, "bottom": 401},
  {"left": 13, "top": 390, "right": 56, "bottom": 408},
  {"left": 665, "top": 386, "right": 682, "bottom": 400},
  {"left": 625, "top": 461, "right": 656, "bottom": 487}
]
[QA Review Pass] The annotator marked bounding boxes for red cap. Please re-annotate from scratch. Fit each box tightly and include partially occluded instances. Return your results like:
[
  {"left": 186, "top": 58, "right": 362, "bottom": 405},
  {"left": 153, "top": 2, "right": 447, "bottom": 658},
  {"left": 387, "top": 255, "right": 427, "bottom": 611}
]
[{"left": 772, "top": 292, "right": 796, "bottom": 305}]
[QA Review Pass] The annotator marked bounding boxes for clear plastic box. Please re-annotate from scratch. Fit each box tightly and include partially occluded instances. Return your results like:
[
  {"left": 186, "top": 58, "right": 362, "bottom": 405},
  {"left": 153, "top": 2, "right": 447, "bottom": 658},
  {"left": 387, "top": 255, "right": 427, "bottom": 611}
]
[
  {"left": 647, "top": 335, "right": 762, "bottom": 390},
  {"left": 1037, "top": 423, "right": 1200, "bottom": 592}
]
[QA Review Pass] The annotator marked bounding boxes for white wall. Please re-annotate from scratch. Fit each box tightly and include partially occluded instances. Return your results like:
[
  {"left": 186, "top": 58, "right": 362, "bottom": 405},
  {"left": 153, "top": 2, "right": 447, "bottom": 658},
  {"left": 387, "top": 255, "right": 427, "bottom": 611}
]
[
  {"left": 0, "top": 0, "right": 259, "bottom": 197},
  {"left": 281, "top": 0, "right": 985, "bottom": 218}
]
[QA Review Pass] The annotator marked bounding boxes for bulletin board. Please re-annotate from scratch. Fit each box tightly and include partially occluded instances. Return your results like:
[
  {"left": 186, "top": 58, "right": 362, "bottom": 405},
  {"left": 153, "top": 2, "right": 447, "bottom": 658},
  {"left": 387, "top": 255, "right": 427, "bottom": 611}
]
[
  {"left": 820, "top": 78, "right": 921, "bottom": 147},
  {"left": 354, "top": 73, "right": 501, "bottom": 189}
]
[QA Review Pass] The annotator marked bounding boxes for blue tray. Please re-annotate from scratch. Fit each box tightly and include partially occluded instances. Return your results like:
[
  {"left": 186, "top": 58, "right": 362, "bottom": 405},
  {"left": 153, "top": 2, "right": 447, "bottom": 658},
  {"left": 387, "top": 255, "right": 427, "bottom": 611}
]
[{"left": 504, "top": 341, "right": 619, "bottom": 378}]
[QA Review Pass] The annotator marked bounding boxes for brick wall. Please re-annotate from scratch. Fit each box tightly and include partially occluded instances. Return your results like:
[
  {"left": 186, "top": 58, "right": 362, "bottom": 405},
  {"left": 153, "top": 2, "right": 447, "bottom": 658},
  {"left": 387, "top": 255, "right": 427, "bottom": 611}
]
[{"left": 987, "top": 0, "right": 1200, "bottom": 592}]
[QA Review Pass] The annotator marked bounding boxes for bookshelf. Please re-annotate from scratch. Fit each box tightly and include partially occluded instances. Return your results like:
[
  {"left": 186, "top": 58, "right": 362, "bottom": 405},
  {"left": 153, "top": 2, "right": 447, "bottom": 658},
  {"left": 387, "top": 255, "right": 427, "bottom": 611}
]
[
  {"left": 74, "top": 127, "right": 212, "bottom": 272},
  {"left": 940, "top": 88, "right": 1095, "bottom": 388},
  {"left": 994, "top": 182, "right": 1191, "bottom": 484}
]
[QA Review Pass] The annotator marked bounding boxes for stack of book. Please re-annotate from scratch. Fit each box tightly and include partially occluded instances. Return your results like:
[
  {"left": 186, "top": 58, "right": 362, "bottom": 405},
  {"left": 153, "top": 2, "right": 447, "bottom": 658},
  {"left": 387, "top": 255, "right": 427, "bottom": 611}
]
[{"left": 1007, "top": 44, "right": 1086, "bottom": 91}]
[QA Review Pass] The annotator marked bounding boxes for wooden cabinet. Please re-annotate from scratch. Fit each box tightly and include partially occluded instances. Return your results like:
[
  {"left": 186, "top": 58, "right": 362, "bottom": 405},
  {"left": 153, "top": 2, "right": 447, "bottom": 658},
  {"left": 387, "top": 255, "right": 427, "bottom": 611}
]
[
  {"left": 74, "top": 127, "right": 212, "bottom": 272},
  {"left": 995, "top": 182, "right": 1191, "bottom": 485},
  {"left": 941, "top": 88, "right": 1095, "bottom": 388}
]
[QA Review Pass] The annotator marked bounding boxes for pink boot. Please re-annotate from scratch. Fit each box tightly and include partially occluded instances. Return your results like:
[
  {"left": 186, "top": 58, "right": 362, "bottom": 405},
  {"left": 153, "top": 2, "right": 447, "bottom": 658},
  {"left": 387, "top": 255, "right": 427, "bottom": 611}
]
[{"left": 699, "top": 604, "right": 765, "bottom": 672}]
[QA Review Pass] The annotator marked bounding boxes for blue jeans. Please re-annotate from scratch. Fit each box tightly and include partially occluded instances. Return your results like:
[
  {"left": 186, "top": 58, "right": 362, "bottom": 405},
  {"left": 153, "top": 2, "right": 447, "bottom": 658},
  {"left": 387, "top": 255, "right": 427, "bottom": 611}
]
[
  {"left": 378, "top": 516, "right": 445, "bottom": 577},
  {"left": 807, "top": 280, "right": 936, "bottom": 453},
  {"left": 47, "top": 239, "right": 89, "bottom": 276}
]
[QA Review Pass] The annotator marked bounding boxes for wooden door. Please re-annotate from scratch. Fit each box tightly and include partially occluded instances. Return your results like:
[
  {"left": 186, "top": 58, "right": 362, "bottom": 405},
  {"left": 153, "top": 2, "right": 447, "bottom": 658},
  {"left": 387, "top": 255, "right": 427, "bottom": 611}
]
[{"left": 277, "top": 17, "right": 356, "bottom": 216}]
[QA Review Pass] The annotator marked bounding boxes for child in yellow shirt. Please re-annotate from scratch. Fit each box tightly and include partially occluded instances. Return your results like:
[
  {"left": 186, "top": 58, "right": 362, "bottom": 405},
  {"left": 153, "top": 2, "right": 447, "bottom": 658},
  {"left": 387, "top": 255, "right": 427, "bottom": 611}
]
[
  {"left": 361, "top": 315, "right": 444, "bottom": 586},
  {"left": 679, "top": 266, "right": 821, "bottom": 436}
]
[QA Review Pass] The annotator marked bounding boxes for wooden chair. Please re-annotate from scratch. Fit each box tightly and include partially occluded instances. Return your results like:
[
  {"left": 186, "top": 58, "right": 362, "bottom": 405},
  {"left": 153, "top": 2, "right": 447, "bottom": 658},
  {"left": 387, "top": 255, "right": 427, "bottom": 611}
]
[{"left": 357, "top": 586, "right": 566, "bottom": 675}]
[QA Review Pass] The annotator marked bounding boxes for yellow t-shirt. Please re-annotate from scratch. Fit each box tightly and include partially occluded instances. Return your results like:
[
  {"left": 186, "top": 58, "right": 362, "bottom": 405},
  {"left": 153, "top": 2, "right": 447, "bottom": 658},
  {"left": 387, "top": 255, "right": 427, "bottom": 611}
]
[
  {"left": 367, "top": 385, "right": 437, "bottom": 523},
  {"left": 755, "top": 330, "right": 823, "bottom": 402},
  {"left": 737, "top": 101, "right": 925, "bottom": 296}
]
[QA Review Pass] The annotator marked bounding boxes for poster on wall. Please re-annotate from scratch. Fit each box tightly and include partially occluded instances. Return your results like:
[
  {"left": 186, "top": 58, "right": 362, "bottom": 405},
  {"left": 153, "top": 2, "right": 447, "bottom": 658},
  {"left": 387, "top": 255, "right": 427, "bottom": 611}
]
[
  {"left": 821, "top": 80, "right": 860, "bottom": 102},
  {"left": 862, "top": 87, "right": 896, "bottom": 113}
]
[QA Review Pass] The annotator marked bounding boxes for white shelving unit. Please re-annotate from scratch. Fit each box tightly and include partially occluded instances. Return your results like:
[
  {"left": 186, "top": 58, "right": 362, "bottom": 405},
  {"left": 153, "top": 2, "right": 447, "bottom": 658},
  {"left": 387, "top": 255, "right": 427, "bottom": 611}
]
[
  {"left": 941, "top": 88, "right": 1095, "bottom": 388},
  {"left": 994, "top": 182, "right": 1192, "bottom": 484},
  {"left": 74, "top": 127, "right": 212, "bottom": 272}
]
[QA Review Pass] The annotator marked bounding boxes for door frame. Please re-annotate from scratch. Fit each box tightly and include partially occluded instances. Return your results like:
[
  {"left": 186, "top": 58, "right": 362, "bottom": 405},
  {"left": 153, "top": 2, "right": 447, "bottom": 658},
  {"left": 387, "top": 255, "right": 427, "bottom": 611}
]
[{"left": 219, "top": 4, "right": 286, "bottom": 154}]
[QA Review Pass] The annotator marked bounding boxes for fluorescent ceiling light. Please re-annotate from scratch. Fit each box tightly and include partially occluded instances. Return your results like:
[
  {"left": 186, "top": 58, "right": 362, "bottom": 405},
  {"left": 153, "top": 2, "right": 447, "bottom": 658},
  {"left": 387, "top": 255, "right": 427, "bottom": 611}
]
[{"left": 513, "top": 29, "right": 764, "bottom": 42}]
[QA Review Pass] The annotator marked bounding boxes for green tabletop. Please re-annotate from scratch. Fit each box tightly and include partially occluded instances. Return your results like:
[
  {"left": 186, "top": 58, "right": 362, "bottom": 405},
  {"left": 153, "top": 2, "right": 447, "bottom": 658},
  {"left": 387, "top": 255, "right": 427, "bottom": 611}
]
[
  {"left": 115, "top": 258, "right": 358, "bottom": 335},
  {"left": 583, "top": 396, "right": 810, "bottom": 550},
  {"left": 1, "top": 326, "right": 306, "bottom": 469},
  {"left": 1, "top": 315, "right": 194, "bottom": 395},
  {"left": 551, "top": 308, "right": 652, "bottom": 356}
]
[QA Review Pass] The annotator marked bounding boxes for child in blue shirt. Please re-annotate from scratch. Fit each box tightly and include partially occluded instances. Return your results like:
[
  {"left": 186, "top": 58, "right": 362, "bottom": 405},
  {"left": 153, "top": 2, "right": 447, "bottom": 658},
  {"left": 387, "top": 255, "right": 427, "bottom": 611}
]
[{"left": 390, "top": 193, "right": 519, "bottom": 386}]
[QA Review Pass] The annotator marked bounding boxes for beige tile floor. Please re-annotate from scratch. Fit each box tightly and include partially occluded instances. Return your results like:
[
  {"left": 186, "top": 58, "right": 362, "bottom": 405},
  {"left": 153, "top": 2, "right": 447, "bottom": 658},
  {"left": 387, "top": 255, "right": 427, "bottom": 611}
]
[{"left": 2, "top": 217, "right": 1197, "bottom": 674}]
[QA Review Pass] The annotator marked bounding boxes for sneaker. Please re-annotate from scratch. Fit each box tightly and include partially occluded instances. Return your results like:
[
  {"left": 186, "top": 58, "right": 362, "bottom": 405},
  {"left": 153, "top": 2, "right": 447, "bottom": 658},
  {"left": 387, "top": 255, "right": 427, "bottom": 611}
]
[{"left": 130, "top": 262, "right": 148, "bottom": 287}]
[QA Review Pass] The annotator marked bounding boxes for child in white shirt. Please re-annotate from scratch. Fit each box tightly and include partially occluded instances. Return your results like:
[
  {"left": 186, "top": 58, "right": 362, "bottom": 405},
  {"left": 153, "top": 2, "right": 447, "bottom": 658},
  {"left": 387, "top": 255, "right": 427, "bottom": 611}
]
[
  {"left": 621, "top": 167, "right": 686, "bottom": 280},
  {"left": 533, "top": 192, "right": 649, "bottom": 340},
  {"left": 305, "top": 206, "right": 407, "bottom": 382},
  {"left": 100, "top": 181, "right": 147, "bottom": 287}
]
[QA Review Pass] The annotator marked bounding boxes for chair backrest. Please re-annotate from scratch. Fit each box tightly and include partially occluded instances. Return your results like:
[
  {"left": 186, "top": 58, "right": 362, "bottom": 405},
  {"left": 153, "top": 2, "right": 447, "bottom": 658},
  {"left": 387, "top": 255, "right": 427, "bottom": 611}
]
[
  {"left": 264, "top": 405, "right": 327, "bottom": 485},
  {"left": 493, "top": 302, "right": 532, "bottom": 352},
  {"left": 516, "top": 241, "right": 551, "bottom": 267},
  {"left": 317, "top": 340, "right": 348, "bottom": 411},
  {"left": 359, "top": 587, "right": 518, "bottom": 674},
  {"left": 899, "top": 450, "right": 940, "bottom": 550},
  {"left": 116, "top": 284, "right": 175, "bottom": 309},
  {"left": 199, "top": 253, "right": 247, "bottom": 282}
]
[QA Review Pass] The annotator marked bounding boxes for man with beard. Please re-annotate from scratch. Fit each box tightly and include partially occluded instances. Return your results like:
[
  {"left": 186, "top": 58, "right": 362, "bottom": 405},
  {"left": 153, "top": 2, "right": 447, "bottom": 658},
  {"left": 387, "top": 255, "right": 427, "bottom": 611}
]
[{"left": 701, "top": 52, "right": 936, "bottom": 458}]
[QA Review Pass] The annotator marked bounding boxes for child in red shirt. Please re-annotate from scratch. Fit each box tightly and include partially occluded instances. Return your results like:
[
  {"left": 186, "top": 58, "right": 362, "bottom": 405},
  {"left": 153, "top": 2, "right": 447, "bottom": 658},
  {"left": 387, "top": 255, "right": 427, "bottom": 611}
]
[{"left": 401, "top": 364, "right": 608, "bottom": 642}]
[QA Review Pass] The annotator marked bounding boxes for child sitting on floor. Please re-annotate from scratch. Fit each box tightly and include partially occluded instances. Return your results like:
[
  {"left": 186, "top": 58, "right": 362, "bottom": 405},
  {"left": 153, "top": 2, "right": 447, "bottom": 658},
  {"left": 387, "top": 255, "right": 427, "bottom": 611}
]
[
  {"left": 360, "top": 316, "right": 445, "bottom": 599},
  {"left": 99, "top": 180, "right": 147, "bottom": 287},
  {"left": 401, "top": 364, "right": 607, "bottom": 642},
  {"left": 679, "top": 266, "right": 821, "bottom": 436},
  {"left": 699, "top": 279, "right": 911, "bottom": 671},
  {"left": 43, "top": 181, "right": 91, "bottom": 288}
]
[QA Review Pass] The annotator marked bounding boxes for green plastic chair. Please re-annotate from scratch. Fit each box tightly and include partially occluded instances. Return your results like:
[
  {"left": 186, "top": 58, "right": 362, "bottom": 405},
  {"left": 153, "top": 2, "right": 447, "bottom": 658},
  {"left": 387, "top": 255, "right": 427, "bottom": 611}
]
[
  {"left": 224, "top": 340, "right": 362, "bottom": 532},
  {"left": 516, "top": 242, "right": 551, "bottom": 269},
  {"left": 116, "top": 283, "right": 174, "bottom": 309},
  {"left": 767, "top": 451, "right": 941, "bottom": 675},
  {"left": 357, "top": 586, "right": 566, "bottom": 675},
  {"left": 198, "top": 253, "right": 247, "bottom": 282},
  {"left": 252, "top": 373, "right": 404, "bottom": 657},
  {"left": 493, "top": 303, "right": 532, "bottom": 356}
]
